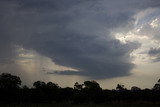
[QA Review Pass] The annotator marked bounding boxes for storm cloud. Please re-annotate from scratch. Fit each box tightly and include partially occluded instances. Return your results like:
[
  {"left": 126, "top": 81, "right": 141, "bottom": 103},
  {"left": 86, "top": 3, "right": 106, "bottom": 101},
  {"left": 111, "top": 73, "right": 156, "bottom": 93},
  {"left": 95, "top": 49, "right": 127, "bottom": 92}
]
[{"left": 0, "top": 0, "right": 159, "bottom": 80}]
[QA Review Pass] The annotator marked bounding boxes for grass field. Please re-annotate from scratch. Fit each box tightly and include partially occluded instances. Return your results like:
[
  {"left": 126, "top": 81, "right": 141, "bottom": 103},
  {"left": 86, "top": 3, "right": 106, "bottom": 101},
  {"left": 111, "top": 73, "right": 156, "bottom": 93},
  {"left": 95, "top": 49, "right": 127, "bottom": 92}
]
[{"left": 1, "top": 103, "right": 160, "bottom": 107}]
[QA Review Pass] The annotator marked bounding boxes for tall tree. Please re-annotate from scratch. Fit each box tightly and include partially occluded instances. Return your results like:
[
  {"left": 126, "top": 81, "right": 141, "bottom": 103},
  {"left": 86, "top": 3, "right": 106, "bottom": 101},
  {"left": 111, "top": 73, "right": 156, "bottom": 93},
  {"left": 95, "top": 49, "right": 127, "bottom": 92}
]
[
  {"left": 84, "top": 80, "right": 101, "bottom": 90},
  {"left": 33, "top": 81, "right": 46, "bottom": 89},
  {"left": 0, "top": 73, "right": 21, "bottom": 89}
]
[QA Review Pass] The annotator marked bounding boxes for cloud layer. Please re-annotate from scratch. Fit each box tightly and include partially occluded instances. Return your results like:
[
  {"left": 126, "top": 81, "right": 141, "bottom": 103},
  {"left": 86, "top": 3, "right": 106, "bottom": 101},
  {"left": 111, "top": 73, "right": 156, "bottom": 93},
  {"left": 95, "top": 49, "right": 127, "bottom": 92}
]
[{"left": 0, "top": 0, "right": 160, "bottom": 80}]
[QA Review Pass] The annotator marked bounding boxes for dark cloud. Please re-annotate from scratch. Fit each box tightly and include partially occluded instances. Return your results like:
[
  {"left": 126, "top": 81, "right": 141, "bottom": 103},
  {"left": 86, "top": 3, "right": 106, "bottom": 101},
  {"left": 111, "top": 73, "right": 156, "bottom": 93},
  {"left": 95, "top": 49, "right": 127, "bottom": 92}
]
[
  {"left": 149, "top": 48, "right": 160, "bottom": 56},
  {"left": 148, "top": 48, "right": 160, "bottom": 62},
  {"left": 0, "top": 0, "right": 159, "bottom": 79}
]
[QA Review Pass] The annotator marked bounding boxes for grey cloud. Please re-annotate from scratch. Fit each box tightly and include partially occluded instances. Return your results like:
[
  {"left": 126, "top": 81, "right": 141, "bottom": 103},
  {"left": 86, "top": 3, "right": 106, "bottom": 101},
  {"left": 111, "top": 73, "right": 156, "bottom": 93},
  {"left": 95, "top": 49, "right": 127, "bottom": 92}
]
[
  {"left": 149, "top": 48, "right": 160, "bottom": 56},
  {"left": 148, "top": 48, "right": 160, "bottom": 62},
  {"left": 0, "top": 0, "right": 158, "bottom": 79}
]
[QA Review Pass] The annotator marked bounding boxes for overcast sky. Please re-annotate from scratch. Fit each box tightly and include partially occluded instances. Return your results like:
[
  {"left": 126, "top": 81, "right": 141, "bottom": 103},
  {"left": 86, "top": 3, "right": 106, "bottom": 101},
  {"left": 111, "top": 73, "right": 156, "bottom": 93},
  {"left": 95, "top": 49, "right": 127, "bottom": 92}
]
[{"left": 1, "top": 0, "right": 160, "bottom": 89}]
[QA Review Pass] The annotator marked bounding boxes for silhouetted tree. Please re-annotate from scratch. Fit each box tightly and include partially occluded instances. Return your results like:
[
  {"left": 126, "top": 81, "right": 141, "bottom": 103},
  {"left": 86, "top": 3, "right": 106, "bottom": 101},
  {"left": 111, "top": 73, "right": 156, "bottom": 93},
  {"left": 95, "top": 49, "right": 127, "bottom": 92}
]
[
  {"left": 83, "top": 81, "right": 103, "bottom": 103},
  {"left": 74, "top": 82, "right": 83, "bottom": 90},
  {"left": 131, "top": 86, "right": 141, "bottom": 91},
  {"left": 46, "top": 82, "right": 59, "bottom": 89},
  {"left": 116, "top": 84, "right": 126, "bottom": 91},
  {"left": 33, "top": 81, "right": 46, "bottom": 89},
  {"left": 22, "top": 85, "right": 29, "bottom": 90},
  {"left": 0, "top": 73, "right": 21, "bottom": 89},
  {"left": 1, "top": 72, "right": 160, "bottom": 104},
  {"left": 153, "top": 79, "right": 160, "bottom": 90},
  {"left": 0, "top": 73, "right": 22, "bottom": 103},
  {"left": 84, "top": 80, "right": 101, "bottom": 90}
]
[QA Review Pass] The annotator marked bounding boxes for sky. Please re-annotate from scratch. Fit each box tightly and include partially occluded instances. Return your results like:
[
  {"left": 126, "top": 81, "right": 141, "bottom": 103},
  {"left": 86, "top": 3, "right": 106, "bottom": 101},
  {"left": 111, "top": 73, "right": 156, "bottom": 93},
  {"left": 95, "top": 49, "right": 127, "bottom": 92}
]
[{"left": 0, "top": 0, "right": 160, "bottom": 89}]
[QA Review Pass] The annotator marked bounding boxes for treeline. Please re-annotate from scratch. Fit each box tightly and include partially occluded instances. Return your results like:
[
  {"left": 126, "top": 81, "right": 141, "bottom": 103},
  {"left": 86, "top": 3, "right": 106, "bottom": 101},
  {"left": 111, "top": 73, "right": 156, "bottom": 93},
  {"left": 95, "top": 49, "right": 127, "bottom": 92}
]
[{"left": 0, "top": 73, "right": 160, "bottom": 104}]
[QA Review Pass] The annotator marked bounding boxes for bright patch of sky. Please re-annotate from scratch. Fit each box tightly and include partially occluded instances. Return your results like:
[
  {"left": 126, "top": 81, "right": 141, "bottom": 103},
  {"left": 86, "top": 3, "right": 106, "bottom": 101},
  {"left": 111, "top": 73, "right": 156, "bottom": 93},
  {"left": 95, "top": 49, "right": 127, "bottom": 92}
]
[
  {"left": 106, "top": 8, "right": 160, "bottom": 89},
  {"left": 115, "top": 8, "right": 160, "bottom": 63}
]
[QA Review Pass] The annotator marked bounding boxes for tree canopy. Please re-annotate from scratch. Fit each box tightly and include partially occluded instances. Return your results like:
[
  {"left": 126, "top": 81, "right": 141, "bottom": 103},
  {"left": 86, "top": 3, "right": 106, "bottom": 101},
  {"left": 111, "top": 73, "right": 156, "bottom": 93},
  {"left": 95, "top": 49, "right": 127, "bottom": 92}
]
[
  {"left": 0, "top": 72, "right": 160, "bottom": 104},
  {"left": 0, "top": 73, "right": 21, "bottom": 89}
]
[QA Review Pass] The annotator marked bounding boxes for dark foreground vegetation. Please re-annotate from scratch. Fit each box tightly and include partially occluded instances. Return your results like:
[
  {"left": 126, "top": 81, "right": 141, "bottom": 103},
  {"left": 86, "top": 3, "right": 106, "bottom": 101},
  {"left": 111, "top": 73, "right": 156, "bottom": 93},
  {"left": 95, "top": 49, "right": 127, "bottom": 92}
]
[
  {"left": 1, "top": 73, "right": 160, "bottom": 106},
  {"left": 1, "top": 103, "right": 160, "bottom": 107}
]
